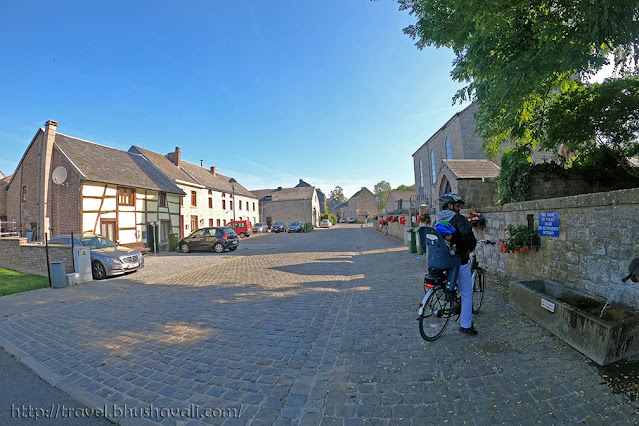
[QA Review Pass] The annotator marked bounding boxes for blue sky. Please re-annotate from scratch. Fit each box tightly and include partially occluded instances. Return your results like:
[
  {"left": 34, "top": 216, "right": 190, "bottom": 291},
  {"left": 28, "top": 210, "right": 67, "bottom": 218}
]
[{"left": 0, "top": 0, "right": 468, "bottom": 199}]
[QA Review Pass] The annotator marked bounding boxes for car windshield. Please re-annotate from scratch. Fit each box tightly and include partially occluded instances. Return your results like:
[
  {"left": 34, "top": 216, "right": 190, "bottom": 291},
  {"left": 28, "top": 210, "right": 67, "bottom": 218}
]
[
  {"left": 274, "top": 221, "right": 283, "bottom": 225},
  {"left": 222, "top": 228, "right": 236, "bottom": 235},
  {"left": 291, "top": 222, "right": 300, "bottom": 226},
  {"left": 255, "top": 223, "right": 262, "bottom": 226},
  {"left": 80, "top": 236, "right": 117, "bottom": 249}
]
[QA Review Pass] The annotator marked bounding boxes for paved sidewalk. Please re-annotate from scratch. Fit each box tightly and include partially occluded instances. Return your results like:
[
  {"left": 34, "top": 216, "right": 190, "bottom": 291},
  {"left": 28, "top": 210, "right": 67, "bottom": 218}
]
[{"left": 0, "top": 226, "right": 637, "bottom": 425}]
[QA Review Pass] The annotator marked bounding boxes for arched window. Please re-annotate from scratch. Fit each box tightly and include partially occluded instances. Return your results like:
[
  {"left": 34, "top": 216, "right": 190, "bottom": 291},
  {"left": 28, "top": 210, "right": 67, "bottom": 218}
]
[
  {"left": 446, "top": 137, "right": 452, "bottom": 159},
  {"left": 431, "top": 152, "right": 437, "bottom": 183},
  {"left": 419, "top": 159, "right": 424, "bottom": 187}
]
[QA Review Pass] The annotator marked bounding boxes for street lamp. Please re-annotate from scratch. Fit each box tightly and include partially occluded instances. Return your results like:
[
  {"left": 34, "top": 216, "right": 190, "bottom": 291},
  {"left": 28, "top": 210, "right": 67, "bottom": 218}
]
[{"left": 228, "top": 178, "right": 237, "bottom": 225}]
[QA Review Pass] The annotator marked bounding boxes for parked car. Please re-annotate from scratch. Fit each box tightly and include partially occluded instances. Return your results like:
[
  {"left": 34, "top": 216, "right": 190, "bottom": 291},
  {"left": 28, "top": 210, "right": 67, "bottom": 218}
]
[
  {"left": 348, "top": 217, "right": 356, "bottom": 223},
  {"left": 178, "top": 227, "right": 239, "bottom": 253},
  {"left": 49, "top": 234, "right": 144, "bottom": 280},
  {"left": 226, "top": 220, "right": 252, "bottom": 237},
  {"left": 320, "top": 219, "right": 332, "bottom": 228},
  {"left": 271, "top": 221, "right": 285, "bottom": 233},
  {"left": 287, "top": 222, "right": 304, "bottom": 233},
  {"left": 253, "top": 223, "right": 267, "bottom": 233},
  {"left": 339, "top": 218, "right": 346, "bottom": 223}
]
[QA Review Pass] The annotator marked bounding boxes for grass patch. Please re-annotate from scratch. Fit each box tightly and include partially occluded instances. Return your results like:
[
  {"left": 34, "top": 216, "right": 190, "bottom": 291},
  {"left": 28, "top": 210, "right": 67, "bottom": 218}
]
[{"left": 0, "top": 268, "right": 49, "bottom": 297}]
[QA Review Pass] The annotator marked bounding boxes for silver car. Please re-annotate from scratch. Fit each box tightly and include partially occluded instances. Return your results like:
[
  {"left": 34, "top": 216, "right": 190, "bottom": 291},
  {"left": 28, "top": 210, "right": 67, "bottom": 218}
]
[
  {"left": 49, "top": 234, "right": 144, "bottom": 280},
  {"left": 253, "top": 223, "right": 268, "bottom": 233}
]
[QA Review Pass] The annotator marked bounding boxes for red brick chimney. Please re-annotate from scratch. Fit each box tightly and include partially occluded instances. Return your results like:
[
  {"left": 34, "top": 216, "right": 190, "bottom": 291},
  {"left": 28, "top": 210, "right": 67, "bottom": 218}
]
[
  {"left": 210, "top": 166, "right": 216, "bottom": 176},
  {"left": 167, "top": 147, "right": 181, "bottom": 166}
]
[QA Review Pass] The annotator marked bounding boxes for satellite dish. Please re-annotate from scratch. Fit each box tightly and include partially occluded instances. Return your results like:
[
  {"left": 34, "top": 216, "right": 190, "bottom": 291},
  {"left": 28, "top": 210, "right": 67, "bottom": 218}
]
[{"left": 52, "top": 166, "right": 67, "bottom": 185}]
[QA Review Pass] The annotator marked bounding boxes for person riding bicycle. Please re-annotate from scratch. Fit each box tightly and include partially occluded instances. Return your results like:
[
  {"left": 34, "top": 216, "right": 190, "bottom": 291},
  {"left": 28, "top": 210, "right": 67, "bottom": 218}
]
[
  {"left": 435, "top": 193, "right": 478, "bottom": 336},
  {"left": 432, "top": 220, "right": 461, "bottom": 293}
]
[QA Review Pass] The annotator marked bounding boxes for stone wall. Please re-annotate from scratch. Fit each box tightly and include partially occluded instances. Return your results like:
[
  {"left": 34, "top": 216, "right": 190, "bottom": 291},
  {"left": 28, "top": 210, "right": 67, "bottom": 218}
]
[
  {"left": 529, "top": 172, "right": 639, "bottom": 201},
  {"left": 471, "top": 188, "right": 639, "bottom": 309},
  {"left": 374, "top": 216, "right": 410, "bottom": 243},
  {"left": 0, "top": 237, "right": 75, "bottom": 276},
  {"left": 457, "top": 179, "right": 498, "bottom": 209}
]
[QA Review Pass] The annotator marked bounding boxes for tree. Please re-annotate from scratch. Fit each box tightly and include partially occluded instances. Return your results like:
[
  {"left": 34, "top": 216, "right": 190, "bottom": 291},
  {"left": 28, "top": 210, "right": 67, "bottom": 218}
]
[
  {"left": 328, "top": 186, "right": 347, "bottom": 203},
  {"left": 398, "top": 0, "right": 639, "bottom": 164},
  {"left": 394, "top": 184, "right": 416, "bottom": 191},
  {"left": 374, "top": 180, "right": 392, "bottom": 211}
]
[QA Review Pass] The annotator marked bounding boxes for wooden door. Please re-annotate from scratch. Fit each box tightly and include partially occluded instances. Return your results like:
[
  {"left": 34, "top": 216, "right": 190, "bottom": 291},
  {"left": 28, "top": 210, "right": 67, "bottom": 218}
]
[{"left": 101, "top": 219, "right": 117, "bottom": 242}]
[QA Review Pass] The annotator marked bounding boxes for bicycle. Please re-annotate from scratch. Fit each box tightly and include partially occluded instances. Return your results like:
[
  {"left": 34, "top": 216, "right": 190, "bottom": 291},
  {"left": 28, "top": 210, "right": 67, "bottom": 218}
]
[
  {"left": 417, "top": 238, "right": 495, "bottom": 341},
  {"left": 470, "top": 239, "right": 496, "bottom": 314}
]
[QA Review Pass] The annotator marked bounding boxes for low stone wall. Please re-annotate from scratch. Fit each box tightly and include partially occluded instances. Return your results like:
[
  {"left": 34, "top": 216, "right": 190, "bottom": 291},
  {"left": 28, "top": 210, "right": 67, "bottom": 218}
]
[
  {"left": 374, "top": 216, "right": 410, "bottom": 243},
  {"left": 0, "top": 238, "right": 74, "bottom": 276},
  {"left": 472, "top": 188, "right": 639, "bottom": 310}
]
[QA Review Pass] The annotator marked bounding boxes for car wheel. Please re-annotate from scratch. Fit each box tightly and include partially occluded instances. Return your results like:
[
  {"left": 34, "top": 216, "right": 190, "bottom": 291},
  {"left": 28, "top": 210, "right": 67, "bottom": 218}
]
[
  {"left": 92, "top": 261, "right": 107, "bottom": 280},
  {"left": 213, "top": 242, "right": 225, "bottom": 253},
  {"left": 180, "top": 243, "right": 190, "bottom": 253},
  {"left": 245, "top": 234, "right": 250, "bottom": 238}
]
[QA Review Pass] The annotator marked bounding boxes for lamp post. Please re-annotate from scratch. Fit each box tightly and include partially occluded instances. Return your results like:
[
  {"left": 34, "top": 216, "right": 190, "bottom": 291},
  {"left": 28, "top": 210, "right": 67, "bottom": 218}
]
[{"left": 228, "top": 178, "right": 237, "bottom": 225}]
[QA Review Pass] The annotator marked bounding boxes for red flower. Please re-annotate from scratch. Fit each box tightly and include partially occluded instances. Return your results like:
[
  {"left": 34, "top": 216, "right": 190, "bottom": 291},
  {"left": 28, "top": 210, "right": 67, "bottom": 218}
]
[
  {"left": 498, "top": 238, "right": 502, "bottom": 242},
  {"left": 520, "top": 248, "right": 524, "bottom": 252},
  {"left": 504, "top": 228, "right": 508, "bottom": 232},
  {"left": 526, "top": 247, "right": 530, "bottom": 252},
  {"left": 467, "top": 213, "right": 470, "bottom": 217},
  {"left": 471, "top": 207, "right": 474, "bottom": 210},
  {"left": 500, "top": 248, "right": 504, "bottom": 253}
]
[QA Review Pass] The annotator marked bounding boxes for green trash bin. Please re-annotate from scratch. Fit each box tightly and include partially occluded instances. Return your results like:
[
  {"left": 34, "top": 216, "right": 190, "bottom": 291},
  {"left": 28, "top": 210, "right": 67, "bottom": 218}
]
[
  {"left": 408, "top": 228, "right": 418, "bottom": 253},
  {"left": 415, "top": 226, "right": 425, "bottom": 255}
]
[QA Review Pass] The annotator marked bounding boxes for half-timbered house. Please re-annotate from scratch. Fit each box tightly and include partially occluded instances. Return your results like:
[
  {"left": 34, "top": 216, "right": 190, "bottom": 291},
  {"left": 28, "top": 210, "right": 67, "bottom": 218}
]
[{"left": 6, "top": 120, "right": 184, "bottom": 246}]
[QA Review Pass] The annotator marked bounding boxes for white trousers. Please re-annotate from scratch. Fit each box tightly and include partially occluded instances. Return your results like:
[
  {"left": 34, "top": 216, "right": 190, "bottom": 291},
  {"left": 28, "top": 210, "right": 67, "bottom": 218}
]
[{"left": 457, "top": 262, "right": 473, "bottom": 329}]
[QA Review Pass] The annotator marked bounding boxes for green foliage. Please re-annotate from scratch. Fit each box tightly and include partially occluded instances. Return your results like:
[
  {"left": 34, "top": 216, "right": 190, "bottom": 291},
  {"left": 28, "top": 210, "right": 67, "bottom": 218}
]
[
  {"left": 544, "top": 78, "right": 639, "bottom": 176},
  {"left": 168, "top": 233, "right": 178, "bottom": 252},
  {"left": 500, "top": 225, "right": 535, "bottom": 253},
  {"left": 374, "top": 180, "right": 392, "bottom": 211},
  {"left": 303, "top": 222, "right": 315, "bottom": 233},
  {"left": 394, "top": 184, "right": 416, "bottom": 191},
  {"left": 398, "top": 0, "right": 639, "bottom": 160},
  {"left": 496, "top": 146, "right": 533, "bottom": 205},
  {"left": 329, "top": 186, "right": 347, "bottom": 203},
  {"left": 321, "top": 214, "right": 337, "bottom": 225}
]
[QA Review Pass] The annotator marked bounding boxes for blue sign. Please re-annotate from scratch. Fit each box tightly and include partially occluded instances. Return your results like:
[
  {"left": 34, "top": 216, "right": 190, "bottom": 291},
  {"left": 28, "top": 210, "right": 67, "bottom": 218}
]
[{"left": 538, "top": 211, "right": 559, "bottom": 237}]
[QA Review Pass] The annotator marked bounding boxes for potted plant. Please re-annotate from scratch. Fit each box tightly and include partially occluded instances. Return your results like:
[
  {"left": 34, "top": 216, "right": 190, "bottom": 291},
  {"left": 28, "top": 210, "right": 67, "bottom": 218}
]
[
  {"left": 416, "top": 211, "right": 430, "bottom": 225},
  {"left": 500, "top": 224, "right": 538, "bottom": 253},
  {"left": 466, "top": 207, "right": 486, "bottom": 228}
]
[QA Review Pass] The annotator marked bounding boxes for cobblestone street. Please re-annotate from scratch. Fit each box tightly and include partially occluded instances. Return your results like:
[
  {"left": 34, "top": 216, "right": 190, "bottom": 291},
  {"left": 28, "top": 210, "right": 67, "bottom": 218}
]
[{"left": 0, "top": 225, "right": 637, "bottom": 425}]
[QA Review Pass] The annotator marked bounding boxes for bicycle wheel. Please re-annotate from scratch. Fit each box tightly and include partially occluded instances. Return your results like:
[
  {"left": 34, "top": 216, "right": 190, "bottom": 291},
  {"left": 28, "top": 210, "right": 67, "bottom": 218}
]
[
  {"left": 472, "top": 269, "right": 485, "bottom": 314},
  {"left": 419, "top": 286, "right": 452, "bottom": 341}
]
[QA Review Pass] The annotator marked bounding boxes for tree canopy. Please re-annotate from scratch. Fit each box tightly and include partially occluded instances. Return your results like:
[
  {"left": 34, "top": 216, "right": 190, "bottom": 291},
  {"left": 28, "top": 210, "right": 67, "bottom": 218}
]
[
  {"left": 398, "top": 0, "right": 639, "bottom": 164},
  {"left": 328, "top": 186, "right": 347, "bottom": 203},
  {"left": 394, "top": 184, "right": 416, "bottom": 191},
  {"left": 374, "top": 180, "right": 392, "bottom": 211}
]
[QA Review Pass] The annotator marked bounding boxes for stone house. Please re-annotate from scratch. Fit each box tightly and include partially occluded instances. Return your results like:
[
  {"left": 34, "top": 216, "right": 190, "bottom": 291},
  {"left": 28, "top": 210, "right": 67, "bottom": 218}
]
[
  {"left": 5, "top": 120, "right": 184, "bottom": 245},
  {"left": 342, "top": 187, "right": 377, "bottom": 222},
  {"left": 130, "top": 146, "right": 257, "bottom": 238},
  {"left": 330, "top": 201, "right": 348, "bottom": 219},
  {"left": 385, "top": 190, "right": 416, "bottom": 213},
  {"left": 295, "top": 179, "right": 326, "bottom": 213},
  {"left": 252, "top": 186, "right": 320, "bottom": 228},
  {"left": 412, "top": 103, "right": 500, "bottom": 212},
  {"left": 0, "top": 171, "right": 10, "bottom": 221}
]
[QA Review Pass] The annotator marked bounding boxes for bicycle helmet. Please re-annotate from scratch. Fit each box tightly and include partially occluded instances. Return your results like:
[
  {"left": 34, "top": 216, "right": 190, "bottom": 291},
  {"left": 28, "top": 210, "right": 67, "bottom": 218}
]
[
  {"left": 434, "top": 221, "right": 456, "bottom": 235},
  {"left": 439, "top": 193, "right": 465, "bottom": 207}
]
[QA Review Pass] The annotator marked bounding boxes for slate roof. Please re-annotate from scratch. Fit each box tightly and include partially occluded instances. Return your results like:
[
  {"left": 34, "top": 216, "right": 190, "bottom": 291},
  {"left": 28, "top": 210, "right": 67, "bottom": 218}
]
[
  {"left": 179, "top": 161, "right": 256, "bottom": 198},
  {"left": 54, "top": 133, "right": 184, "bottom": 194},
  {"left": 251, "top": 187, "right": 315, "bottom": 202},
  {"left": 350, "top": 187, "right": 375, "bottom": 199},
  {"left": 442, "top": 159, "right": 500, "bottom": 179},
  {"left": 129, "top": 146, "right": 199, "bottom": 185}
]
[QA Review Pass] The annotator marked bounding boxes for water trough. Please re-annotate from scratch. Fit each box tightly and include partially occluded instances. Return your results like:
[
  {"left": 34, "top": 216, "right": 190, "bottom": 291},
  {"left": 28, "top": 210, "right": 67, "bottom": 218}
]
[{"left": 509, "top": 279, "right": 639, "bottom": 366}]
